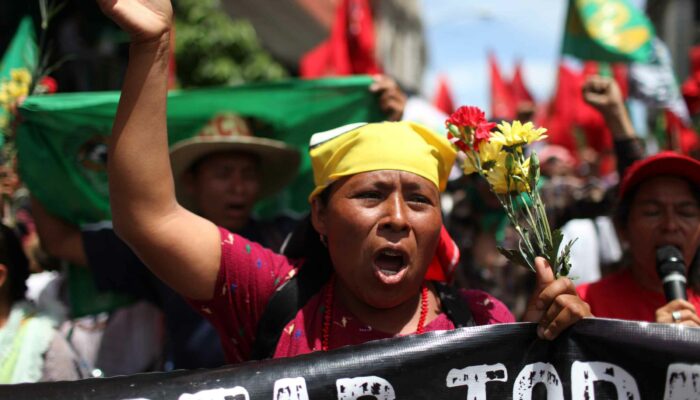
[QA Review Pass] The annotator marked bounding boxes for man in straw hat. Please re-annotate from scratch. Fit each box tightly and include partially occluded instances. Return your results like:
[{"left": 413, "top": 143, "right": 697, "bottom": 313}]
[
  {"left": 169, "top": 112, "right": 301, "bottom": 244},
  {"left": 32, "top": 113, "right": 301, "bottom": 370}
]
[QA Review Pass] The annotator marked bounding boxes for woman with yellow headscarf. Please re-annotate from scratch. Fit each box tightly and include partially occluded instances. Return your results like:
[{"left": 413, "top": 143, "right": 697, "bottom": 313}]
[{"left": 98, "top": 0, "right": 591, "bottom": 364}]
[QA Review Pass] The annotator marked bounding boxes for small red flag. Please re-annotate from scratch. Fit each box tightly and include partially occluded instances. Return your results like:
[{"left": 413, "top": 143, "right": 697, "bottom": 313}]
[
  {"left": 299, "top": 0, "right": 382, "bottom": 77},
  {"left": 432, "top": 74, "right": 456, "bottom": 115},
  {"left": 488, "top": 53, "right": 516, "bottom": 120}
]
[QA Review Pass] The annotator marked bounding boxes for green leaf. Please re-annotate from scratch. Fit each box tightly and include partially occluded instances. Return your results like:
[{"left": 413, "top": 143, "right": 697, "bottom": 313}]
[
  {"left": 497, "top": 246, "right": 533, "bottom": 272},
  {"left": 551, "top": 229, "right": 564, "bottom": 251},
  {"left": 528, "top": 152, "right": 540, "bottom": 188},
  {"left": 556, "top": 238, "right": 577, "bottom": 278},
  {"left": 448, "top": 123, "right": 461, "bottom": 139}
]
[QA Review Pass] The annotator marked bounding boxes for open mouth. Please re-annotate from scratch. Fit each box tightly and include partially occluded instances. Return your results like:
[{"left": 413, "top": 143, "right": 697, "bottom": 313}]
[{"left": 374, "top": 249, "right": 408, "bottom": 277}]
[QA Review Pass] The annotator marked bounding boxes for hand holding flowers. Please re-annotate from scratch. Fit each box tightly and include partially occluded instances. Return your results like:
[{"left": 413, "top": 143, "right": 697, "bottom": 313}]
[{"left": 446, "top": 106, "right": 575, "bottom": 278}]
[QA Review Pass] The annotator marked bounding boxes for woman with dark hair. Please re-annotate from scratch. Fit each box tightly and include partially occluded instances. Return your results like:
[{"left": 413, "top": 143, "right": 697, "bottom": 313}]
[
  {"left": 97, "top": 0, "right": 590, "bottom": 364},
  {"left": 577, "top": 152, "right": 700, "bottom": 326},
  {"left": 0, "top": 224, "right": 87, "bottom": 382}
]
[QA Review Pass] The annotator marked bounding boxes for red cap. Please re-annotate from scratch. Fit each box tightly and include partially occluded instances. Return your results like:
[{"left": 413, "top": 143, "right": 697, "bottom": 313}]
[{"left": 619, "top": 151, "right": 700, "bottom": 200}]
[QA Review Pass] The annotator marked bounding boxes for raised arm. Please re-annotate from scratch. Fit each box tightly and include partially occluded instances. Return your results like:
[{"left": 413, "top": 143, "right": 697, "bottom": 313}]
[
  {"left": 582, "top": 75, "right": 644, "bottom": 177},
  {"left": 98, "top": 0, "right": 220, "bottom": 300},
  {"left": 582, "top": 75, "right": 635, "bottom": 141}
]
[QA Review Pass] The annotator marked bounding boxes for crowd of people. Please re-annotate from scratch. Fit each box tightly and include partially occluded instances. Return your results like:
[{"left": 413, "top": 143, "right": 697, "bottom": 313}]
[{"left": 0, "top": 0, "right": 698, "bottom": 384}]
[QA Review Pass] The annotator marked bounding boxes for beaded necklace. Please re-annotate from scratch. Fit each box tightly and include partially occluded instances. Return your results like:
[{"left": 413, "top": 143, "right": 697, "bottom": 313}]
[{"left": 321, "top": 277, "right": 429, "bottom": 351}]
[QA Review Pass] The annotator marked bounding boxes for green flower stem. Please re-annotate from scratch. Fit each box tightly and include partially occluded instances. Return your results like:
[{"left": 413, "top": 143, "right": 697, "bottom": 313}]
[{"left": 520, "top": 192, "right": 544, "bottom": 250}]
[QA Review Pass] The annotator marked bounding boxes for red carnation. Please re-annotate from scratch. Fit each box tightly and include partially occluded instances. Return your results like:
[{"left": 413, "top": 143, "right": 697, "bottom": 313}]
[
  {"left": 475, "top": 121, "right": 497, "bottom": 142},
  {"left": 447, "top": 131, "right": 469, "bottom": 153},
  {"left": 38, "top": 76, "right": 58, "bottom": 94},
  {"left": 447, "top": 106, "right": 488, "bottom": 129}
]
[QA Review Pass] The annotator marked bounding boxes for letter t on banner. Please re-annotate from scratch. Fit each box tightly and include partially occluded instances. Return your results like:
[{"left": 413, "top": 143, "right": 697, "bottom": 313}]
[
  {"left": 446, "top": 363, "right": 508, "bottom": 400},
  {"left": 336, "top": 376, "right": 396, "bottom": 400}
]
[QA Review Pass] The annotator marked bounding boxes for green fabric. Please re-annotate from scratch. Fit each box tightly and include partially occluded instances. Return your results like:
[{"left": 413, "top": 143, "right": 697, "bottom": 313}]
[
  {"left": 0, "top": 16, "right": 37, "bottom": 140},
  {"left": 562, "top": 0, "right": 654, "bottom": 63},
  {"left": 66, "top": 265, "right": 133, "bottom": 318},
  {"left": 17, "top": 76, "right": 383, "bottom": 316},
  {"left": 18, "top": 76, "right": 384, "bottom": 223}
]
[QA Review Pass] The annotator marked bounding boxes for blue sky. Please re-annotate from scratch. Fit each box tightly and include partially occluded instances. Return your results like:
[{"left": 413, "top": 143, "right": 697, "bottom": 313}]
[{"left": 421, "top": 0, "right": 645, "bottom": 111}]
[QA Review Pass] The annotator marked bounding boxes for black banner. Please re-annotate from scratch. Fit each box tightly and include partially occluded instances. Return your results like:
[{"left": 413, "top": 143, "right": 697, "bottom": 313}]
[{"left": 3, "top": 319, "right": 700, "bottom": 399}]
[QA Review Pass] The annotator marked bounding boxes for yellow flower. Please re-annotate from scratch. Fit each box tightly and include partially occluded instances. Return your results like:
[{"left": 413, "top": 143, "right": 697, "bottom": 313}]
[
  {"left": 485, "top": 153, "right": 530, "bottom": 194},
  {"left": 6, "top": 81, "right": 27, "bottom": 98},
  {"left": 0, "top": 86, "right": 9, "bottom": 105},
  {"left": 462, "top": 154, "right": 478, "bottom": 175},
  {"left": 491, "top": 120, "right": 548, "bottom": 147},
  {"left": 477, "top": 139, "right": 503, "bottom": 164},
  {"left": 10, "top": 68, "right": 32, "bottom": 86}
]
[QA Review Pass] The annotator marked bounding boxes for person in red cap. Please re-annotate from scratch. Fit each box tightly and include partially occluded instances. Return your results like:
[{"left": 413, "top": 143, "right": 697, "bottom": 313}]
[{"left": 577, "top": 152, "right": 700, "bottom": 326}]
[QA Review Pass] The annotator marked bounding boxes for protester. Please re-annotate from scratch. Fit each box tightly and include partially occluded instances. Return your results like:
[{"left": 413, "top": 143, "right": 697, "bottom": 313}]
[
  {"left": 32, "top": 112, "right": 301, "bottom": 370},
  {"left": 0, "top": 223, "right": 88, "bottom": 383},
  {"left": 96, "top": 0, "right": 591, "bottom": 364},
  {"left": 577, "top": 152, "right": 700, "bottom": 326},
  {"left": 535, "top": 76, "right": 639, "bottom": 285}
]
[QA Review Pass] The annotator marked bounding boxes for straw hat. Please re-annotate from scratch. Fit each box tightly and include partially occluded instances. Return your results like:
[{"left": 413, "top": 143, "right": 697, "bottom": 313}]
[{"left": 169, "top": 113, "right": 301, "bottom": 210}]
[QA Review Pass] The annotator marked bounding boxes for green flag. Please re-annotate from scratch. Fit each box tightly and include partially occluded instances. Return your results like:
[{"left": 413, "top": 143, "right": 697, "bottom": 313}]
[
  {"left": 0, "top": 16, "right": 38, "bottom": 140},
  {"left": 18, "top": 76, "right": 384, "bottom": 224},
  {"left": 19, "top": 76, "right": 383, "bottom": 317},
  {"left": 562, "top": 0, "right": 655, "bottom": 63}
]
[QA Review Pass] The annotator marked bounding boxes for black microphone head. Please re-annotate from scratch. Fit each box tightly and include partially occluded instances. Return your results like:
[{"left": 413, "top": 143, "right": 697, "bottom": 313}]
[{"left": 656, "top": 245, "right": 686, "bottom": 276}]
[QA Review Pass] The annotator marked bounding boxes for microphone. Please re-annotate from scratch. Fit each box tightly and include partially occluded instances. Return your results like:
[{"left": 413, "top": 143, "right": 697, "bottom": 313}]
[{"left": 656, "top": 245, "right": 688, "bottom": 302}]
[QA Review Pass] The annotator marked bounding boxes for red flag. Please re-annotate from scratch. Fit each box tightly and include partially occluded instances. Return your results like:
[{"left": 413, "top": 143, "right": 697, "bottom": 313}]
[
  {"left": 488, "top": 53, "right": 516, "bottom": 120},
  {"left": 666, "top": 109, "right": 700, "bottom": 155},
  {"left": 511, "top": 60, "right": 534, "bottom": 107},
  {"left": 682, "top": 45, "right": 700, "bottom": 116},
  {"left": 432, "top": 74, "right": 455, "bottom": 115},
  {"left": 540, "top": 63, "right": 580, "bottom": 157},
  {"left": 299, "top": 0, "right": 382, "bottom": 77}
]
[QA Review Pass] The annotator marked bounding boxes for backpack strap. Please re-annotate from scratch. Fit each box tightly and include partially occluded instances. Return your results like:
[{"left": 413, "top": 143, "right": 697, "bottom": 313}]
[
  {"left": 250, "top": 260, "right": 332, "bottom": 360},
  {"left": 433, "top": 282, "right": 475, "bottom": 328}
]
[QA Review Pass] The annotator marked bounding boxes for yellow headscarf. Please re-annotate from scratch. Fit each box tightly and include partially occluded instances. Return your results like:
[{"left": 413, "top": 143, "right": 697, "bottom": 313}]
[{"left": 308, "top": 121, "right": 456, "bottom": 201}]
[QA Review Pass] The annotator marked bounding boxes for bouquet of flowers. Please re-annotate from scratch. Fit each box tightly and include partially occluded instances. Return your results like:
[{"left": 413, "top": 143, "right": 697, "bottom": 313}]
[{"left": 446, "top": 105, "right": 575, "bottom": 277}]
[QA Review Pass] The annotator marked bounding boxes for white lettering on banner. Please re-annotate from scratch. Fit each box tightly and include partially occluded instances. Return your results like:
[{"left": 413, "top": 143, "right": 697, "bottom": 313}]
[
  {"left": 273, "top": 377, "right": 309, "bottom": 400},
  {"left": 132, "top": 360, "right": 700, "bottom": 400},
  {"left": 664, "top": 363, "right": 700, "bottom": 399},
  {"left": 336, "top": 376, "right": 396, "bottom": 400},
  {"left": 512, "top": 362, "right": 564, "bottom": 400},
  {"left": 179, "top": 387, "right": 250, "bottom": 400},
  {"left": 571, "top": 361, "right": 640, "bottom": 399},
  {"left": 446, "top": 363, "right": 508, "bottom": 400}
]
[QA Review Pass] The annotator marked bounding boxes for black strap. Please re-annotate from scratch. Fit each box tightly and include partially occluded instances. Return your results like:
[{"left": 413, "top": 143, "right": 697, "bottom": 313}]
[
  {"left": 250, "top": 259, "right": 332, "bottom": 360},
  {"left": 433, "top": 282, "right": 475, "bottom": 328}
]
